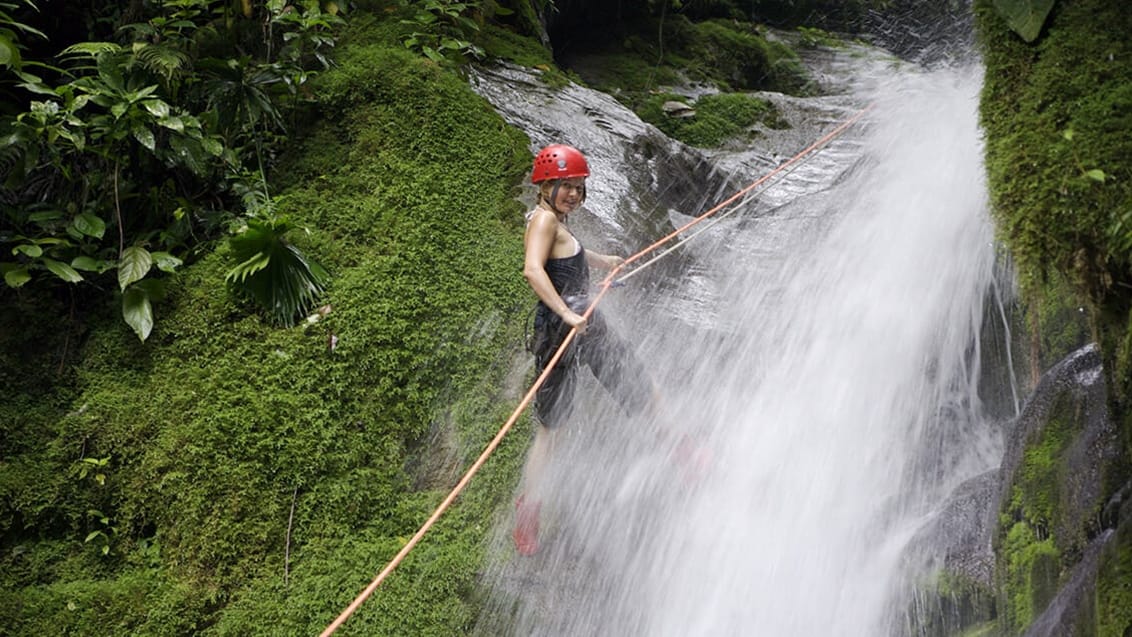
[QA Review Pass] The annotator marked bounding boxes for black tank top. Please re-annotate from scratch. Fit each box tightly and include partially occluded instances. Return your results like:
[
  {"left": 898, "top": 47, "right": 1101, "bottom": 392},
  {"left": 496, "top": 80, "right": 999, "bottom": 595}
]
[{"left": 543, "top": 242, "right": 589, "bottom": 300}]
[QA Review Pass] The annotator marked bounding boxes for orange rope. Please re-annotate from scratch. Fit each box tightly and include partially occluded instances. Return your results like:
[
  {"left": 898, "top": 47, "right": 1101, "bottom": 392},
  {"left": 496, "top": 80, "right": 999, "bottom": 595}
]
[
  {"left": 608, "top": 103, "right": 873, "bottom": 282},
  {"left": 318, "top": 103, "right": 872, "bottom": 637},
  {"left": 317, "top": 326, "right": 579, "bottom": 637}
]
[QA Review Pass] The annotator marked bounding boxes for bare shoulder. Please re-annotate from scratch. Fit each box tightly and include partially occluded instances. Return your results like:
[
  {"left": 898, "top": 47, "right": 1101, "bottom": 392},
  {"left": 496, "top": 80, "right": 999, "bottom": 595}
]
[
  {"left": 526, "top": 206, "right": 557, "bottom": 225},
  {"left": 525, "top": 207, "right": 559, "bottom": 235}
]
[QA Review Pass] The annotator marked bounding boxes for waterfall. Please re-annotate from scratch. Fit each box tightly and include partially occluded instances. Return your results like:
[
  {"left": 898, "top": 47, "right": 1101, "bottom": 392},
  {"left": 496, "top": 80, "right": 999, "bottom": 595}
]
[
  {"left": 639, "top": 64, "right": 1001, "bottom": 636},
  {"left": 474, "top": 49, "right": 1008, "bottom": 637}
]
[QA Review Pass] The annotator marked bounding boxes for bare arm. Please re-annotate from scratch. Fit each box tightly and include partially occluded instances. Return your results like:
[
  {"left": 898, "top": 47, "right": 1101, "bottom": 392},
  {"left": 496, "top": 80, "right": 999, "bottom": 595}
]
[
  {"left": 585, "top": 251, "right": 625, "bottom": 271},
  {"left": 524, "top": 211, "right": 587, "bottom": 330}
]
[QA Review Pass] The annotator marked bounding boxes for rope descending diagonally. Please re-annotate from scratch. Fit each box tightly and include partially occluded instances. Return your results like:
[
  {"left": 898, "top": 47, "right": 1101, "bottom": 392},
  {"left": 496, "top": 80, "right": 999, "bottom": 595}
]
[{"left": 318, "top": 103, "right": 873, "bottom": 637}]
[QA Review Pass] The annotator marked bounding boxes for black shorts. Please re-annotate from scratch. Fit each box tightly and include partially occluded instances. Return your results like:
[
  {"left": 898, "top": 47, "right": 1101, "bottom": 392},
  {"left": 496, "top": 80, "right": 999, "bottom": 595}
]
[{"left": 530, "top": 297, "right": 652, "bottom": 428}]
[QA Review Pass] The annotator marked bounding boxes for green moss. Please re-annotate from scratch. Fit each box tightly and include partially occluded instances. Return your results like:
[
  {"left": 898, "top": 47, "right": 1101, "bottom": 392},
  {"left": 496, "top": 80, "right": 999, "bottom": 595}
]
[
  {"left": 796, "top": 26, "right": 844, "bottom": 49},
  {"left": 958, "top": 621, "right": 1000, "bottom": 637},
  {"left": 1000, "top": 521, "right": 1061, "bottom": 633},
  {"left": 976, "top": 0, "right": 1132, "bottom": 397},
  {"left": 1012, "top": 411, "right": 1072, "bottom": 534},
  {"left": 1026, "top": 270, "right": 1092, "bottom": 376},
  {"left": 978, "top": 2, "right": 1132, "bottom": 631},
  {"left": 0, "top": 568, "right": 214, "bottom": 636},
  {"left": 1, "top": 10, "right": 536, "bottom": 635},
  {"left": 564, "top": 13, "right": 811, "bottom": 129},
  {"left": 637, "top": 92, "right": 784, "bottom": 148},
  {"left": 569, "top": 51, "right": 684, "bottom": 96},
  {"left": 992, "top": 387, "right": 1125, "bottom": 635},
  {"left": 356, "top": 6, "right": 815, "bottom": 155},
  {"left": 1096, "top": 510, "right": 1132, "bottom": 637},
  {"left": 478, "top": 22, "right": 554, "bottom": 68},
  {"left": 687, "top": 19, "right": 810, "bottom": 94},
  {"left": 994, "top": 399, "right": 1079, "bottom": 634}
]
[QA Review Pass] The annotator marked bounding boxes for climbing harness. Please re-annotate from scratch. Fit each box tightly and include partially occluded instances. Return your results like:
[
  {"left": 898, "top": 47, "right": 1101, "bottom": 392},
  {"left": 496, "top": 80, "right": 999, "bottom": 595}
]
[{"left": 318, "top": 103, "right": 873, "bottom": 637}]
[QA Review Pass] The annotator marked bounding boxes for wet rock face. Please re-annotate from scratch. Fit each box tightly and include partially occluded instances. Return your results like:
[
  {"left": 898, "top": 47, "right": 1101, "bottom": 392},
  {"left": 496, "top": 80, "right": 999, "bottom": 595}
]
[
  {"left": 466, "top": 61, "right": 724, "bottom": 250},
  {"left": 465, "top": 61, "right": 753, "bottom": 329},
  {"left": 907, "top": 344, "right": 1130, "bottom": 636},
  {"left": 465, "top": 51, "right": 874, "bottom": 333},
  {"left": 914, "top": 470, "right": 999, "bottom": 588},
  {"left": 857, "top": 0, "right": 976, "bottom": 66},
  {"left": 1023, "top": 529, "right": 1114, "bottom": 637},
  {"left": 901, "top": 470, "right": 999, "bottom": 636},
  {"left": 999, "top": 346, "right": 1120, "bottom": 548},
  {"left": 994, "top": 344, "right": 1128, "bottom": 635}
]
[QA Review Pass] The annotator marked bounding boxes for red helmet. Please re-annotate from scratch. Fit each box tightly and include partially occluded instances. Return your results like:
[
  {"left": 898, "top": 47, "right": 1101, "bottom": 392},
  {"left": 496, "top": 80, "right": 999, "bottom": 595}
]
[{"left": 531, "top": 144, "right": 590, "bottom": 184}]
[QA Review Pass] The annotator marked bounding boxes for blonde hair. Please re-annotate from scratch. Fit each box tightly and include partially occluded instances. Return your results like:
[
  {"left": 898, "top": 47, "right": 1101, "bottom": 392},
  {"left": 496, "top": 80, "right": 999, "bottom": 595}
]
[{"left": 537, "top": 180, "right": 555, "bottom": 206}]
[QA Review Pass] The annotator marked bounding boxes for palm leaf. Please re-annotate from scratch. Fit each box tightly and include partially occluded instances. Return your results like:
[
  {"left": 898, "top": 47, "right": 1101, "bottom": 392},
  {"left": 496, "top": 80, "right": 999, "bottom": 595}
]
[{"left": 226, "top": 218, "right": 330, "bottom": 326}]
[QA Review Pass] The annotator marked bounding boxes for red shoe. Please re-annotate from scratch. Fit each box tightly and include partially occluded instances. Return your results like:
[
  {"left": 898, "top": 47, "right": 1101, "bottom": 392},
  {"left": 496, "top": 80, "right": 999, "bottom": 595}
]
[{"left": 513, "top": 495, "right": 541, "bottom": 556}]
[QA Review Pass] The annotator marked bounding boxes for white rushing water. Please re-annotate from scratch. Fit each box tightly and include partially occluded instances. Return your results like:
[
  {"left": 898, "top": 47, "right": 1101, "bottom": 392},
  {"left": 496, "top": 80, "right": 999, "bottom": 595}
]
[
  {"left": 476, "top": 59, "right": 1005, "bottom": 637},
  {"left": 638, "top": 65, "right": 1001, "bottom": 636}
]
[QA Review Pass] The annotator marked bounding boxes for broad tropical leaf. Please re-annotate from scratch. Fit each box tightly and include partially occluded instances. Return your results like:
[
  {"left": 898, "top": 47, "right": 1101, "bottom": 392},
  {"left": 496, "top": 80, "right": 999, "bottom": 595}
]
[
  {"left": 118, "top": 245, "right": 152, "bottom": 291},
  {"left": 3, "top": 265, "right": 31, "bottom": 287},
  {"left": 0, "top": 33, "right": 19, "bottom": 68},
  {"left": 226, "top": 218, "right": 330, "bottom": 326},
  {"left": 151, "top": 251, "right": 182, "bottom": 273},
  {"left": 71, "top": 255, "right": 108, "bottom": 272},
  {"left": 122, "top": 284, "right": 154, "bottom": 341},
  {"left": 121, "top": 278, "right": 167, "bottom": 342},
  {"left": 72, "top": 212, "right": 106, "bottom": 238},
  {"left": 43, "top": 257, "right": 83, "bottom": 283},
  {"left": 992, "top": 0, "right": 1056, "bottom": 42}
]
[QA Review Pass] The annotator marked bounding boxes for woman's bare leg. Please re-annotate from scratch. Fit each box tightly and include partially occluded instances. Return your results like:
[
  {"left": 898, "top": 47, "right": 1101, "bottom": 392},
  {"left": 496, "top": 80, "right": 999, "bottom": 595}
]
[
  {"left": 514, "top": 424, "right": 556, "bottom": 555},
  {"left": 519, "top": 424, "right": 556, "bottom": 500}
]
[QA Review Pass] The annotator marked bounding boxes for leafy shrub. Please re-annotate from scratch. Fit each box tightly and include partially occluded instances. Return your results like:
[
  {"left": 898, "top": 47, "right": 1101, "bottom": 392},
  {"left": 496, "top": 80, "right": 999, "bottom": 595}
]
[
  {"left": 1, "top": 24, "right": 534, "bottom": 635},
  {"left": 0, "top": 0, "right": 344, "bottom": 338}
]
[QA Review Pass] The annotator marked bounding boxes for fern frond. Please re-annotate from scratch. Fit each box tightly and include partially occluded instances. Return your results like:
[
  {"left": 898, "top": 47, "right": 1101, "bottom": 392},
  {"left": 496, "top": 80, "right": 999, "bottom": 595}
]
[
  {"left": 59, "top": 41, "right": 122, "bottom": 59},
  {"left": 0, "top": 142, "right": 24, "bottom": 188},
  {"left": 135, "top": 43, "right": 189, "bottom": 82}
]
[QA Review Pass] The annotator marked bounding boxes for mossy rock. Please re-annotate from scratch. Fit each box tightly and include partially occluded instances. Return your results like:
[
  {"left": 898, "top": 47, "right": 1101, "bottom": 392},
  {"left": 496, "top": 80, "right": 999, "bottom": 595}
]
[
  {"left": 636, "top": 91, "right": 785, "bottom": 148},
  {"left": 991, "top": 344, "right": 1122, "bottom": 634},
  {"left": 999, "top": 522, "right": 1060, "bottom": 632},
  {"left": 908, "top": 569, "right": 997, "bottom": 637},
  {"left": 1, "top": 12, "right": 535, "bottom": 635},
  {"left": 975, "top": 0, "right": 1132, "bottom": 400},
  {"left": 1095, "top": 498, "right": 1132, "bottom": 637},
  {"left": 958, "top": 620, "right": 1000, "bottom": 637}
]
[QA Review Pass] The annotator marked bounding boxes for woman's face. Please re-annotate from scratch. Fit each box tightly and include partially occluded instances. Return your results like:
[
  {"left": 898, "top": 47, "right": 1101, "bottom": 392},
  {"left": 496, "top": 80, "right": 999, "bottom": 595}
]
[{"left": 551, "top": 178, "right": 586, "bottom": 213}]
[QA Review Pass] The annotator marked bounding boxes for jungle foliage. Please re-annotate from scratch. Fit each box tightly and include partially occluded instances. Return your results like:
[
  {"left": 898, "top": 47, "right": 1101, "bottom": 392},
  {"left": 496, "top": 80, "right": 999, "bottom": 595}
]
[
  {"left": 976, "top": 0, "right": 1132, "bottom": 396},
  {"left": 0, "top": 0, "right": 828, "bottom": 346},
  {"left": 976, "top": 0, "right": 1132, "bottom": 635},
  {"left": 1, "top": 0, "right": 344, "bottom": 339},
  {"left": 6, "top": 0, "right": 1074, "bottom": 635},
  {"left": 0, "top": 0, "right": 837, "bottom": 632},
  {"left": 1, "top": 7, "right": 535, "bottom": 634}
]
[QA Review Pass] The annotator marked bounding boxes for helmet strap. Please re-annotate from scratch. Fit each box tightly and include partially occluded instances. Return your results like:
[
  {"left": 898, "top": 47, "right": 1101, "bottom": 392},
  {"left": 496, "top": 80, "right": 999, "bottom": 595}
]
[{"left": 548, "top": 182, "right": 563, "bottom": 215}]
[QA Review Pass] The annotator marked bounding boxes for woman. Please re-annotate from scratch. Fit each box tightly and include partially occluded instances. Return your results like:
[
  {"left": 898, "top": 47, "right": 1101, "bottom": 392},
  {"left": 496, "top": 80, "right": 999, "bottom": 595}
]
[{"left": 514, "top": 143, "right": 654, "bottom": 555}]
